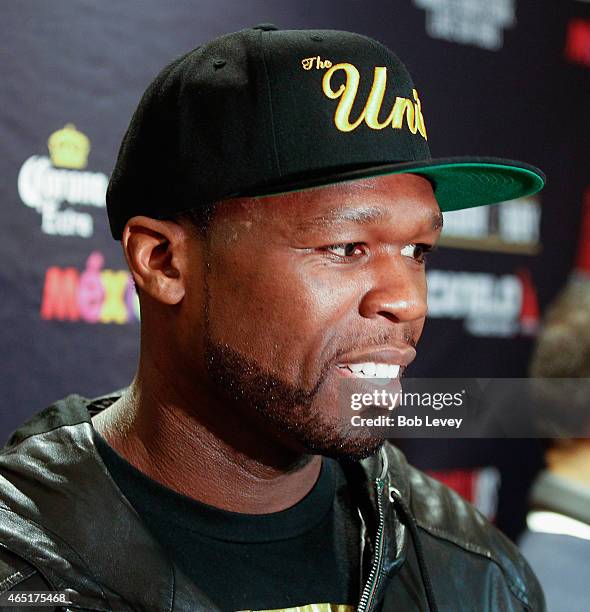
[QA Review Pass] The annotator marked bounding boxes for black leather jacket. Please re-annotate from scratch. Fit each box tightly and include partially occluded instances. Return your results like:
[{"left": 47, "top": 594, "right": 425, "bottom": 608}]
[{"left": 0, "top": 393, "right": 545, "bottom": 611}]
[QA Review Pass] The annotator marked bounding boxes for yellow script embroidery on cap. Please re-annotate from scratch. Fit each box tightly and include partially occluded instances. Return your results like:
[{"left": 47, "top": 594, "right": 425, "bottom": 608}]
[
  {"left": 320, "top": 63, "right": 427, "bottom": 139},
  {"left": 301, "top": 56, "right": 333, "bottom": 70}
]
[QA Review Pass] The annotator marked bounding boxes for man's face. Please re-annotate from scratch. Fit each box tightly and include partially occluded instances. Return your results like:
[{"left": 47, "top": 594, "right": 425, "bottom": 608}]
[{"left": 183, "top": 173, "right": 442, "bottom": 461}]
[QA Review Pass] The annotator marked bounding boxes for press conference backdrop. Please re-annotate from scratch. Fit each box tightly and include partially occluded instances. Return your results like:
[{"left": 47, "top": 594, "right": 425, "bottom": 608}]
[{"left": 2, "top": 1, "right": 590, "bottom": 539}]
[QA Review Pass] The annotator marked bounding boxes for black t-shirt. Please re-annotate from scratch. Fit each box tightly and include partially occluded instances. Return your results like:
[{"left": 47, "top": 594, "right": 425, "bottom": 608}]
[{"left": 94, "top": 431, "right": 360, "bottom": 612}]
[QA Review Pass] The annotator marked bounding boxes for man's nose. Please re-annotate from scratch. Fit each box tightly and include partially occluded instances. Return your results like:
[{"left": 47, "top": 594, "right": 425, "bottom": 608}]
[{"left": 358, "top": 254, "right": 427, "bottom": 323}]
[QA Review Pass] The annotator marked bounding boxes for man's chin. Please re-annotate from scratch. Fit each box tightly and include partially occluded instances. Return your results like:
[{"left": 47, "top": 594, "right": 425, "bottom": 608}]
[{"left": 296, "top": 431, "right": 385, "bottom": 463}]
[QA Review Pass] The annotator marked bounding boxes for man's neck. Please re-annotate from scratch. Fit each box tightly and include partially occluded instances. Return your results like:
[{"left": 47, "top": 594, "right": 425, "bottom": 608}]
[{"left": 90, "top": 383, "right": 322, "bottom": 514}]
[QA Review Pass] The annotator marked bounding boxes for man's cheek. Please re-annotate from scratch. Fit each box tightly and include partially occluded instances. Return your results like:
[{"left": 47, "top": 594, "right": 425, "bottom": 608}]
[{"left": 205, "top": 273, "right": 304, "bottom": 352}]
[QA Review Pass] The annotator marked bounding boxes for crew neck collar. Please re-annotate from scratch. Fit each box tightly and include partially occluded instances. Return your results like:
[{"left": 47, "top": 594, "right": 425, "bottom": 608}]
[{"left": 94, "top": 428, "right": 337, "bottom": 543}]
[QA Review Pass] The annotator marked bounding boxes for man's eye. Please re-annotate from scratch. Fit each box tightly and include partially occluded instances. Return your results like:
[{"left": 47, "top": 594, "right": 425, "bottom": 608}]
[
  {"left": 400, "top": 243, "right": 433, "bottom": 264},
  {"left": 323, "top": 243, "right": 365, "bottom": 258}
]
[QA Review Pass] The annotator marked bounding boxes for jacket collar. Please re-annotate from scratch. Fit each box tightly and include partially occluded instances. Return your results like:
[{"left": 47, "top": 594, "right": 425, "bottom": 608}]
[{"left": 335, "top": 443, "right": 409, "bottom": 611}]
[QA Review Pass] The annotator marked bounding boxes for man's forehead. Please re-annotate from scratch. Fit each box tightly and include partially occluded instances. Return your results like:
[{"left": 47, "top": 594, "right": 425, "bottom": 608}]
[
  {"left": 222, "top": 173, "right": 441, "bottom": 230},
  {"left": 288, "top": 173, "right": 442, "bottom": 231}
]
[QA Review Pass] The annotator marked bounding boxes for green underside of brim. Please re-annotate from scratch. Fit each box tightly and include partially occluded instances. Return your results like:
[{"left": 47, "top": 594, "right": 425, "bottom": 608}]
[
  {"left": 382, "top": 161, "right": 546, "bottom": 212},
  {"left": 245, "top": 157, "right": 546, "bottom": 211}
]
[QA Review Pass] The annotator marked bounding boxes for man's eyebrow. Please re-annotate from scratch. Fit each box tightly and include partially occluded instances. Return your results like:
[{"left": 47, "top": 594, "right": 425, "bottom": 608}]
[
  {"left": 296, "top": 207, "right": 445, "bottom": 232},
  {"left": 296, "top": 206, "right": 388, "bottom": 232}
]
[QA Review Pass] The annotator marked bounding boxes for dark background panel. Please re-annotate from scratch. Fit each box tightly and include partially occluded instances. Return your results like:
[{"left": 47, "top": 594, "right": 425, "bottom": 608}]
[{"left": 2, "top": 0, "right": 589, "bottom": 541}]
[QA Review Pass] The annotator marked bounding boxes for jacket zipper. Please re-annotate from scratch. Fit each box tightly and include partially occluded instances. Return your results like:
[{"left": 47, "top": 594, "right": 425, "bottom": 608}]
[{"left": 357, "top": 477, "right": 385, "bottom": 612}]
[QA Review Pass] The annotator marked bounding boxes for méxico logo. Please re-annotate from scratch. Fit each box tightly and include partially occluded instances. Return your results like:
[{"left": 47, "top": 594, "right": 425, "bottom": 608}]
[
  {"left": 41, "top": 251, "right": 139, "bottom": 325},
  {"left": 17, "top": 124, "right": 108, "bottom": 238}
]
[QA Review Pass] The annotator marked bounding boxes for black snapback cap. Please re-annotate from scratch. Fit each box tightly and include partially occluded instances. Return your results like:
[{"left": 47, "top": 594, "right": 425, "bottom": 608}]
[{"left": 106, "top": 24, "right": 545, "bottom": 239}]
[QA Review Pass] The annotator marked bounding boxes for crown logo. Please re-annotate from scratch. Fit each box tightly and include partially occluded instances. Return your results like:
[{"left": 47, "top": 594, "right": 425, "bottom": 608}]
[{"left": 47, "top": 124, "right": 90, "bottom": 169}]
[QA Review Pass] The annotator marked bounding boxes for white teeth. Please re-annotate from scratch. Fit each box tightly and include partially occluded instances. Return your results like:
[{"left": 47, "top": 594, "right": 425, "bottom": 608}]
[
  {"left": 348, "top": 363, "right": 364, "bottom": 373},
  {"left": 363, "top": 362, "right": 376, "bottom": 377},
  {"left": 390, "top": 365, "right": 400, "bottom": 378},
  {"left": 375, "top": 363, "right": 389, "bottom": 378}
]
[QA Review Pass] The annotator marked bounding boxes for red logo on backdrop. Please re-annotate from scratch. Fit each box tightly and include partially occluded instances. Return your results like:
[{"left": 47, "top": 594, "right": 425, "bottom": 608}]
[
  {"left": 427, "top": 467, "right": 501, "bottom": 521},
  {"left": 517, "top": 268, "right": 540, "bottom": 336},
  {"left": 565, "top": 18, "right": 590, "bottom": 66}
]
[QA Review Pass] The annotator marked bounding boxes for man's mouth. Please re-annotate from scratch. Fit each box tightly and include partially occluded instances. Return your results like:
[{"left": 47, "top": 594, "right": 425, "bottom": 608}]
[
  {"left": 335, "top": 362, "right": 401, "bottom": 381},
  {"left": 332, "top": 346, "right": 415, "bottom": 386}
]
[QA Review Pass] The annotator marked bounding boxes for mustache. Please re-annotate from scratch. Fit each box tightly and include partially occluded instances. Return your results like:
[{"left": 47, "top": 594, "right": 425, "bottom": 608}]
[{"left": 330, "top": 328, "right": 416, "bottom": 363}]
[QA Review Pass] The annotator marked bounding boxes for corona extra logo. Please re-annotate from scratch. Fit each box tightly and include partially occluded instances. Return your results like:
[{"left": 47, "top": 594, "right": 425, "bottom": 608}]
[
  {"left": 47, "top": 124, "right": 90, "bottom": 169},
  {"left": 17, "top": 125, "right": 108, "bottom": 238}
]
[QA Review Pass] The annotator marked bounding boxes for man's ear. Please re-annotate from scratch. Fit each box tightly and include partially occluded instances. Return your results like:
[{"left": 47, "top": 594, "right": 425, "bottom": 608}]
[{"left": 121, "top": 216, "right": 189, "bottom": 305}]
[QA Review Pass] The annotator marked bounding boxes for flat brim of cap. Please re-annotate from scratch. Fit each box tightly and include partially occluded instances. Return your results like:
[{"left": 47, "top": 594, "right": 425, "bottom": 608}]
[{"left": 239, "top": 156, "right": 545, "bottom": 211}]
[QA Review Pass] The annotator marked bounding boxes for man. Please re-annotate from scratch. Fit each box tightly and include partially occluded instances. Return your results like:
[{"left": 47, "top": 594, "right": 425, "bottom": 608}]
[
  {"left": 519, "top": 278, "right": 590, "bottom": 612},
  {"left": 0, "top": 25, "right": 545, "bottom": 611}
]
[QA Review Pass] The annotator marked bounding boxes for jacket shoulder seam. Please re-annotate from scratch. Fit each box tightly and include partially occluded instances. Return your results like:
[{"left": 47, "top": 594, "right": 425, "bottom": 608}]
[
  {"left": 415, "top": 521, "right": 531, "bottom": 607},
  {"left": 0, "top": 545, "right": 39, "bottom": 594},
  {"left": 0, "top": 567, "right": 36, "bottom": 593},
  {"left": 402, "top": 462, "right": 535, "bottom": 609},
  {"left": 0, "top": 505, "right": 107, "bottom": 602},
  {"left": 0, "top": 422, "right": 78, "bottom": 455},
  {"left": 1, "top": 391, "right": 122, "bottom": 452}
]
